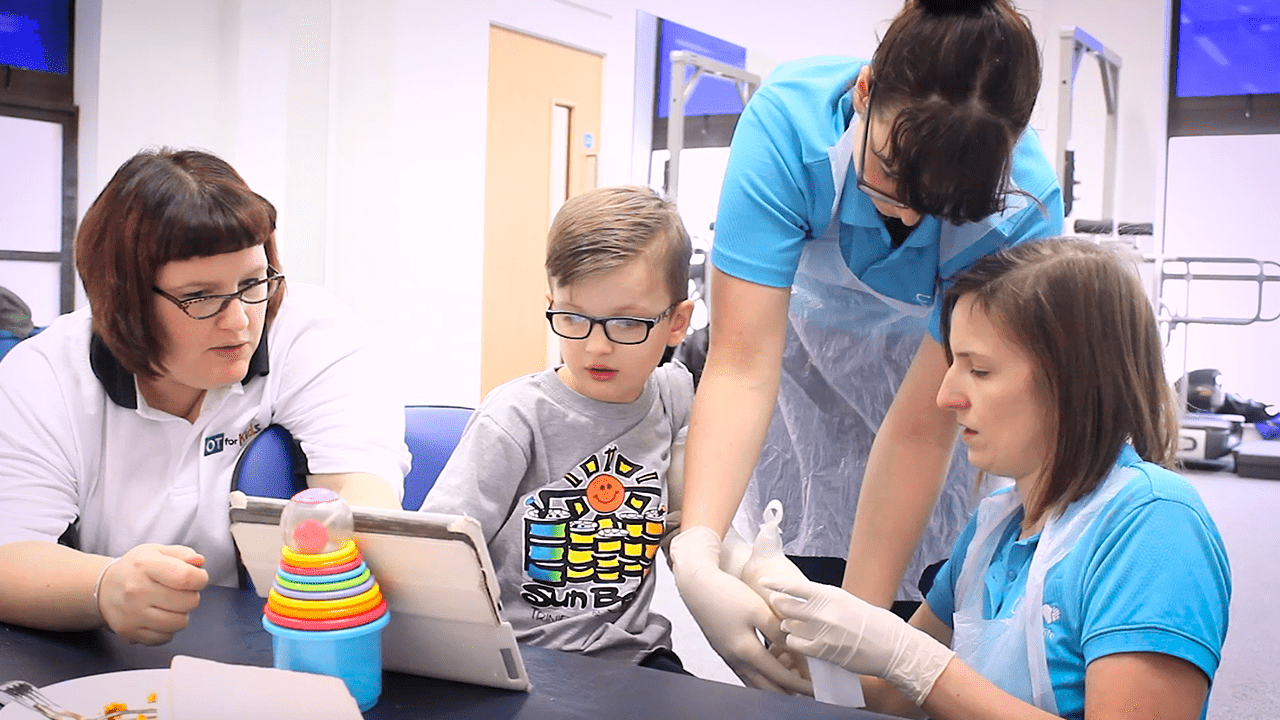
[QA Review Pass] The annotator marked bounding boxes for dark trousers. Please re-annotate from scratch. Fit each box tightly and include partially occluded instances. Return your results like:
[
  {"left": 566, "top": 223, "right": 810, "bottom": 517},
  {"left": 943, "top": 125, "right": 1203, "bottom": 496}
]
[{"left": 639, "top": 646, "right": 692, "bottom": 675}]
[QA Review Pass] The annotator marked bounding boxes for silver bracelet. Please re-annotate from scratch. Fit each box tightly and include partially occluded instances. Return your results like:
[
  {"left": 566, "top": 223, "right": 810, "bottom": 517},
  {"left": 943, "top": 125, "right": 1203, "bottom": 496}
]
[{"left": 92, "top": 556, "right": 121, "bottom": 620}]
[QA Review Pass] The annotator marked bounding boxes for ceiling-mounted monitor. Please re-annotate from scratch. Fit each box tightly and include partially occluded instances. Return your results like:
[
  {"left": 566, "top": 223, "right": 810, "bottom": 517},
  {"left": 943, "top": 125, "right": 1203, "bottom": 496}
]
[
  {"left": 1168, "top": 0, "right": 1279, "bottom": 136},
  {"left": 651, "top": 18, "right": 748, "bottom": 150},
  {"left": 0, "top": 0, "right": 71, "bottom": 75}
]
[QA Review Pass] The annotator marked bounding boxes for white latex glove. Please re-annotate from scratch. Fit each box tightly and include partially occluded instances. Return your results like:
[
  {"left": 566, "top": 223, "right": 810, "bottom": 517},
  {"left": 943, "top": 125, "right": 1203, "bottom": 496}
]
[
  {"left": 98, "top": 544, "right": 210, "bottom": 645},
  {"left": 762, "top": 575, "right": 954, "bottom": 706},
  {"left": 719, "top": 525, "right": 753, "bottom": 578},
  {"left": 737, "top": 501, "right": 815, "bottom": 694},
  {"left": 739, "top": 500, "right": 807, "bottom": 595},
  {"left": 668, "top": 526, "right": 813, "bottom": 695}
]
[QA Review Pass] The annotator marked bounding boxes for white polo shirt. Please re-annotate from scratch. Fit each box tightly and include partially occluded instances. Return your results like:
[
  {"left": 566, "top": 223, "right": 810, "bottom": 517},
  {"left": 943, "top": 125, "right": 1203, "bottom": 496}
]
[{"left": 0, "top": 283, "right": 409, "bottom": 587}]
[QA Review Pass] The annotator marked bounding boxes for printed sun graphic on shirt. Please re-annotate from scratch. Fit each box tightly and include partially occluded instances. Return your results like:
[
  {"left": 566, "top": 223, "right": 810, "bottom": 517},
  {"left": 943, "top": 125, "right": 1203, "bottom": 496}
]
[{"left": 519, "top": 445, "right": 665, "bottom": 614}]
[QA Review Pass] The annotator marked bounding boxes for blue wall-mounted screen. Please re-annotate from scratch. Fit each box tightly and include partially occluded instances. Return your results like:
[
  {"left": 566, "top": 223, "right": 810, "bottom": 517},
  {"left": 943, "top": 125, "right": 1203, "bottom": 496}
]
[
  {"left": 1176, "top": 0, "right": 1280, "bottom": 97},
  {"left": 0, "top": 0, "right": 71, "bottom": 75},
  {"left": 656, "top": 19, "right": 748, "bottom": 118}
]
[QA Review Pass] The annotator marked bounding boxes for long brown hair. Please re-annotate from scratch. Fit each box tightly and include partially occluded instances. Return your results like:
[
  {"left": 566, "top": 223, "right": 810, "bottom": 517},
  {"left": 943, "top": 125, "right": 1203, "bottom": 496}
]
[
  {"left": 871, "top": 0, "right": 1041, "bottom": 224},
  {"left": 940, "top": 239, "right": 1178, "bottom": 524},
  {"left": 75, "top": 148, "right": 282, "bottom": 378}
]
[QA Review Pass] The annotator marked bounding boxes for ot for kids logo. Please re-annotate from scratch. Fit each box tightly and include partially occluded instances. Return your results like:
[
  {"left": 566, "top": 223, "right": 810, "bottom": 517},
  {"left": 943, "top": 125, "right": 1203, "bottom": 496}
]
[{"left": 203, "top": 422, "right": 263, "bottom": 456}]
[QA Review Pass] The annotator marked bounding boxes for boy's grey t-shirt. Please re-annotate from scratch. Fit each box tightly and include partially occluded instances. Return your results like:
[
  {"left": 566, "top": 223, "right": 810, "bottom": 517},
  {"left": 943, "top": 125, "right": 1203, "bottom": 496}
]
[{"left": 421, "top": 363, "right": 694, "bottom": 663}]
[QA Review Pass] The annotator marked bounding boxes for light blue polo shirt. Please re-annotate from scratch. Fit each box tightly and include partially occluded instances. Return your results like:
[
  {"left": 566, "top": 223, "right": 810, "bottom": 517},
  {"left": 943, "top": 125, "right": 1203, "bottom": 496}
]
[
  {"left": 926, "top": 446, "right": 1232, "bottom": 720},
  {"left": 712, "top": 56, "right": 1064, "bottom": 340}
]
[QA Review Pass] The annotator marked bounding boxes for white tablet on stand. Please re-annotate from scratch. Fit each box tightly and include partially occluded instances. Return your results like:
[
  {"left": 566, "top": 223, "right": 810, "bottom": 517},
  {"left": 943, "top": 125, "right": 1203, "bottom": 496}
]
[{"left": 229, "top": 491, "right": 530, "bottom": 691}]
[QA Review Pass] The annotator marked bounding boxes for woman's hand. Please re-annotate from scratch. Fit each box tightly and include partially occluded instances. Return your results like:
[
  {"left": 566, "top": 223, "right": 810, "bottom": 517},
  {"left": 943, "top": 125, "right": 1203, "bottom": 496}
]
[
  {"left": 668, "top": 527, "right": 813, "bottom": 695},
  {"left": 97, "top": 544, "right": 209, "bottom": 645},
  {"left": 763, "top": 575, "right": 953, "bottom": 705}
]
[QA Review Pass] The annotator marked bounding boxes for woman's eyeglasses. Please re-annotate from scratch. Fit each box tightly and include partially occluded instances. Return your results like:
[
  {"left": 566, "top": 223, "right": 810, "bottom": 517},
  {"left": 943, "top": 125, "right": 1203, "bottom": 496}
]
[
  {"left": 856, "top": 92, "right": 911, "bottom": 210},
  {"left": 546, "top": 303, "right": 678, "bottom": 345},
  {"left": 154, "top": 269, "right": 286, "bottom": 320}
]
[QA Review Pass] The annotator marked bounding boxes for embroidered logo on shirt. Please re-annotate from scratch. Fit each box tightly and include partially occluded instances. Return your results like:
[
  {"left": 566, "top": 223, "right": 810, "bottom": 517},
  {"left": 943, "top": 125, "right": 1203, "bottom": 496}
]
[
  {"left": 203, "top": 422, "right": 263, "bottom": 457},
  {"left": 1041, "top": 603, "right": 1062, "bottom": 638},
  {"left": 203, "top": 434, "right": 226, "bottom": 456},
  {"left": 1041, "top": 604, "right": 1061, "bottom": 623}
]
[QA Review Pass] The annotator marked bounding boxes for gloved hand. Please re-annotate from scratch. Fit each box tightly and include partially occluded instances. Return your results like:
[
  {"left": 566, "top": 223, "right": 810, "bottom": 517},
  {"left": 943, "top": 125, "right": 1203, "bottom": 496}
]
[
  {"left": 739, "top": 500, "right": 807, "bottom": 596},
  {"left": 668, "top": 526, "right": 813, "bottom": 695},
  {"left": 738, "top": 501, "right": 813, "bottom": 691},
  {"left": 762, "top": 575, "right": 954, "bottom": 706},
  {"left": 97, "top": 544, "right": 210, "bottom": 646},
  {"left": 719, "top": 525, "right": 753, "bottom": 578}
]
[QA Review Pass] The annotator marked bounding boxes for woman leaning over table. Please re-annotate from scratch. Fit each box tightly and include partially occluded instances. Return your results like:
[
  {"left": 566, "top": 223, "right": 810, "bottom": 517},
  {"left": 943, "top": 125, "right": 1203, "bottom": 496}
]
[{"left": 669, "top": 0, "right": 1063, "bottom": 692}]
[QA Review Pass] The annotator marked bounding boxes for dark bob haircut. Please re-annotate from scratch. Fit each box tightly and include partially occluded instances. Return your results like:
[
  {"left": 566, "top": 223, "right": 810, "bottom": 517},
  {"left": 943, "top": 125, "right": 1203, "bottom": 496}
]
[
  {"left": 871, "top": 0, "right": 1042, "bottom": 224},
  {"left": 940, "top": 239, "right": 1178, "bottom": 525},
  {"left": 74, "top": 148, "right": 282, "bottom": 378}
]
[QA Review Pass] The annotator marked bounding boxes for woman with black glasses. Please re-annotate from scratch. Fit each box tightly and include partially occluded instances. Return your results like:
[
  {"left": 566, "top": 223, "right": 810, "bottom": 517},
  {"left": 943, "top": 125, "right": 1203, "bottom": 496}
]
[
  {"left": 0, "top": 148, "right": 409, "bottom": 645},
  {"left": 670, "top": 0, "right": 1065, "bottom": 692}
]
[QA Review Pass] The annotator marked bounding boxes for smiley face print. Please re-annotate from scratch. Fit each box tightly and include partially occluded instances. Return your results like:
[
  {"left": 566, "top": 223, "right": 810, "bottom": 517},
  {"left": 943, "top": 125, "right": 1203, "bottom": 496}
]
[{"left": 586, "top": 474, "right": 625, "bottom": 513}]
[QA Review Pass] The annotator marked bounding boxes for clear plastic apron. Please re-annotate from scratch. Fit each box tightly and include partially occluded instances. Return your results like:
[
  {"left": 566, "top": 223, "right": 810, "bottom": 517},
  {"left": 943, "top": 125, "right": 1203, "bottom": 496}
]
[
  {"left": 951, "top": 462, "right": 1136, "bottom": 713},
  {"left": 736, "top": 102, "right": 996, "bottom": 598}
]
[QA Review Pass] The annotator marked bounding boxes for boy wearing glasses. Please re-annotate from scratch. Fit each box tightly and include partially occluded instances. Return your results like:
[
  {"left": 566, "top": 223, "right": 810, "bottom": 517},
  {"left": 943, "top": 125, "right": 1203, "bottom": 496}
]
[{"left": 422, "top": 186, "right": 695, "bottom": 672}]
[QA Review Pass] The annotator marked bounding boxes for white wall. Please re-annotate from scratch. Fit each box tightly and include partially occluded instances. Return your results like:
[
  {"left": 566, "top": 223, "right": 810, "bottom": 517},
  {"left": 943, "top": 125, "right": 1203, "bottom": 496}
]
[
  {"left": 1035, "top": 0, "right": 1169, "bottom": 234},
  {"left": 1164, "top": 135, "right": 1280, "bottom": 406},
  {"left": 75, "top": 0, "right": 1175, "bottom": 407}
]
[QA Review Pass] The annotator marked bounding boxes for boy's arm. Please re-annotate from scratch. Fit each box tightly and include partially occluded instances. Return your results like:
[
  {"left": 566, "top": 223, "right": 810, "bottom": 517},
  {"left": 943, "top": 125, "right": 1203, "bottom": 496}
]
[
  {"left": 419, "top": 412, "right": 530, "bottom": 543},
  {"left": 660, "top": 424, "right": 688, "bottom": 553}
]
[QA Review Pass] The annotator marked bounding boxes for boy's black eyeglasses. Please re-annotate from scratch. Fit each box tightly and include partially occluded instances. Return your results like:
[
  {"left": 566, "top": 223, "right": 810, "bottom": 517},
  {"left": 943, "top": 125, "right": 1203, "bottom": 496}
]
[
  {"left": 856, "top": 91, "right": 911, "bottom": 210},
  {"left": 154, "top": 269, "right": 286, "bottom": 320},
  {"left": 546, "top": 303, "right": 678, "bottom": 345}
]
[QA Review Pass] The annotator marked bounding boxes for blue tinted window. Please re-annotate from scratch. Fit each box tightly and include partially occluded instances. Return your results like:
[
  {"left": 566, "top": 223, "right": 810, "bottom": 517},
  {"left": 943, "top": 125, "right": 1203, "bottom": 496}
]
[
  {"left": 0, "top": 0, "right": 71, "bottom": 75},
  {"left": 1176, "top": 0, "right": 1280, "bottom": 97}
]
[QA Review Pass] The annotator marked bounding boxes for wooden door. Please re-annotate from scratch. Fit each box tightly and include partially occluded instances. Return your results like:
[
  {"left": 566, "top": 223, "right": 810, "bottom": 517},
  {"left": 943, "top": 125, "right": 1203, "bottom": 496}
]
[{"left": 481, "top": 26, "right": 602, "bottom": 397}]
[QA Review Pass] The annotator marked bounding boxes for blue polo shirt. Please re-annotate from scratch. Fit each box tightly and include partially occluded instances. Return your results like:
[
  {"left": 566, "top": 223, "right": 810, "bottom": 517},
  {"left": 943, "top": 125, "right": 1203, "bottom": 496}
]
[
  {"left": 712, "top": 56, "right": 1064, "bottom": 340},
  {"left": 926, "top": 446, "right": 1232, "bottom": 719}
]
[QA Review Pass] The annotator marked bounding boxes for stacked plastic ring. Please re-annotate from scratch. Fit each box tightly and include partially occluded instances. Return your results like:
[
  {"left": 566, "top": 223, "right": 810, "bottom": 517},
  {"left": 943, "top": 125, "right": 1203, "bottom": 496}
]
[{"left": 263, "top": 538, "right": 389, "bottom": 631}]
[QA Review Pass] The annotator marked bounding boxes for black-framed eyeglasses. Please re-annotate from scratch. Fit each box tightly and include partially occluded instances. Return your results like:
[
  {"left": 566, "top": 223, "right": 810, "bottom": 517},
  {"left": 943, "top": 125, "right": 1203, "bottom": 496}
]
[
  {"left": 153, "top": 268, "right": 286, "bottom": 320},
  {"left": 546, "top": 303, "right": 678, "bottom": 345},
  {"left": 856, "top": 90, "right": 911, "bottom": 210}
]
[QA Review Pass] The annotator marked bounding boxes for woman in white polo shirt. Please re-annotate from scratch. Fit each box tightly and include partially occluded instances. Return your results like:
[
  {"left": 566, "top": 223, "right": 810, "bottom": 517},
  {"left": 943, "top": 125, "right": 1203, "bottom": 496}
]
[{"left": 0, "top": 149, "right": 409, "bottom": 645}]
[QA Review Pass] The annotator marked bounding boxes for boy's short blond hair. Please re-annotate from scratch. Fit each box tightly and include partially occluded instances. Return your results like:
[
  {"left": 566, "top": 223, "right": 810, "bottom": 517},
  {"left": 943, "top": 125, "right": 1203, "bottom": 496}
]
[{"left": 546, "top": 186, "right": 692, "bottom": 302}]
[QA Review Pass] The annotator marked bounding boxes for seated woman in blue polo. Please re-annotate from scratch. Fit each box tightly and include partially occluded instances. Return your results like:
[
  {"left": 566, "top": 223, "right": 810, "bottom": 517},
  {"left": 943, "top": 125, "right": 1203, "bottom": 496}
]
[{"left": 762, "top": 238, "right": 1230, "bottom": 720}]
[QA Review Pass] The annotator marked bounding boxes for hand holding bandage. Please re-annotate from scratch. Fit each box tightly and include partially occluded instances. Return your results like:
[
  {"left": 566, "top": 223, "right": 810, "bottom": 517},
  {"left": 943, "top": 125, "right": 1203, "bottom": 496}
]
[
  {"left": 668, "top": 526, "right": 812, "bottom": 695},
  {"left": 762, "top": 576, "right": 954, "bottom": 706}
]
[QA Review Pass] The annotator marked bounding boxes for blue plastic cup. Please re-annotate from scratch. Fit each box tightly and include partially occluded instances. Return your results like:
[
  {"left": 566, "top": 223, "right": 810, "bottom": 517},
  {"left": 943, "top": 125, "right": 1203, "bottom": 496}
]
[{"left": 262, "top": 611, "right": 391, "bottom": 711}]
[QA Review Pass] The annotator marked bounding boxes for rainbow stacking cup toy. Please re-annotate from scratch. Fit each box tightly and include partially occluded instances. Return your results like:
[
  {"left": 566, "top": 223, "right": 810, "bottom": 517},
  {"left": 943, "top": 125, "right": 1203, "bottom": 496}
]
[{"left": 261, "top": 488, "right": 389, "bottom": 711}]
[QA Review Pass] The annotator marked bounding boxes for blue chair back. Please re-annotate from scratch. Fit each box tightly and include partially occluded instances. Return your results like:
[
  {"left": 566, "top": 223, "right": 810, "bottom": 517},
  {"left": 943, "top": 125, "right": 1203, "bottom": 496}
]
[
  {"left": 230, "top": 405, "right": 474, "bottom": 509},
  {"left": 0, "top": 331, "right": 22, "bottom": 361},
  {"left": 0, "top": 327, "right": 42, "bottom": 363},
  {"left": 231, "top": 425, "right": 307, "bottom": 500},
  {"left": 402, "top": 405, "right": 473, "bottom": 511}
]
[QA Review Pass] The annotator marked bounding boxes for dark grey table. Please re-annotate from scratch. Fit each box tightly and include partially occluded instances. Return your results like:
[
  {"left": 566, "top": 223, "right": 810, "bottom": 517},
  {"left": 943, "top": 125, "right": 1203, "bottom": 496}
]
[{"left": 0, "top": 585, "right": 895, "bottom": 719}]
